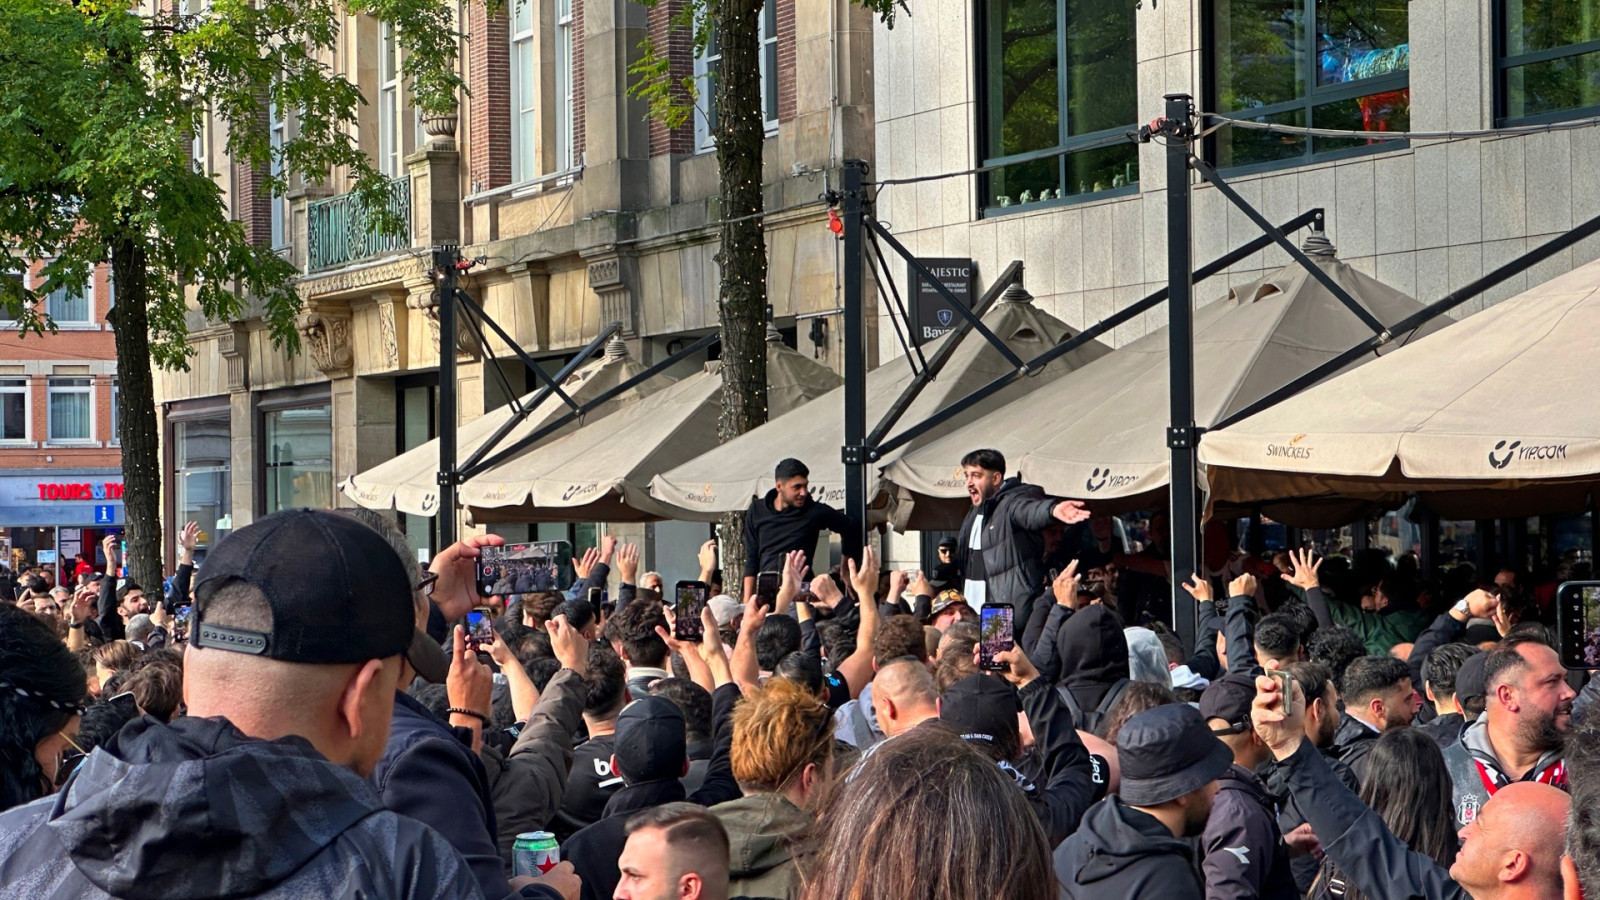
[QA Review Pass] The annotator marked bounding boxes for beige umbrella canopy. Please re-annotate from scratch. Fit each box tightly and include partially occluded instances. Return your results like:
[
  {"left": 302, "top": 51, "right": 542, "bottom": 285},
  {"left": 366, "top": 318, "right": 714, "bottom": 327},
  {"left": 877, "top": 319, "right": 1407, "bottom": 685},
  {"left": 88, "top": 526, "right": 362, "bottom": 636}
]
[
  {"left": 885, "top": 235, "right": 1447, "bottom": 519},
  {"left": 464, "top": 340, "right": 841, "bottom": 524},
  {"left": 340, "top": 339, "right": 657, "bottom": 517},
  {"left": 1200, "top": 255, "right": 1600, "bottom": 524},
  {"left": 649, "top": 286, "right": 1112, "bottom": 524}
]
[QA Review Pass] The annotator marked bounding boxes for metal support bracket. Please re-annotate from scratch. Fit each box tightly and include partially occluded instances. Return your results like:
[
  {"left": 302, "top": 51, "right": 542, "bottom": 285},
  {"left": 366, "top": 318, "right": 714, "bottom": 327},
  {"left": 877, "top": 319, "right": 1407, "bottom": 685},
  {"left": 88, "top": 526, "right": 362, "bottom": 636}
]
[{"left": 1166, "top": 425, "right": 1204, "bottom": 449}]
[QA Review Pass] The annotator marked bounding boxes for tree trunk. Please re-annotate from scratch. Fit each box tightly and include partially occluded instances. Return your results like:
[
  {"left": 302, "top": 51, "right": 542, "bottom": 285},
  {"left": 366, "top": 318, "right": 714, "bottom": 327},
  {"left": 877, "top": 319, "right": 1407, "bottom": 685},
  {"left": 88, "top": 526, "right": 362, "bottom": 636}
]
[
  {"left": 109, "top": 234, "right": 164, "bottom": 592},
  {"left": 713, "top": 0, "right": 768, "bottom": 578}
]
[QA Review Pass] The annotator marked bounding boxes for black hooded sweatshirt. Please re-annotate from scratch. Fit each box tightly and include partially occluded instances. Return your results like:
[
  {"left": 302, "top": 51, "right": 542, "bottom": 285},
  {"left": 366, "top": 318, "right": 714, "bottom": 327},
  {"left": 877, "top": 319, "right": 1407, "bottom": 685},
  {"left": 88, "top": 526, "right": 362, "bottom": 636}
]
[
  {"left": 0, "top": 715, "right": 482, "bottom": 899},
  {"left": 742, "top": 489, "right": 861, "bottom": 579},
  {"left": 1051, "top": 604, "right": 1131, "bottom": 714},
  {"left": 1054, "top": 795, "right": 1203, "bottom": 900}
]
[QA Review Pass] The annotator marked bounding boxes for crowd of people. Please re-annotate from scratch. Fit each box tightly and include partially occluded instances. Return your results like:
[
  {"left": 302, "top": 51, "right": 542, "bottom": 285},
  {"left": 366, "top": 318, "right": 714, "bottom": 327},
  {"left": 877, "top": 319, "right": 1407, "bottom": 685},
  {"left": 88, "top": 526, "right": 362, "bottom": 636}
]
[{"left": 0, "top": 447, "right": 1598, "bottom": 900}]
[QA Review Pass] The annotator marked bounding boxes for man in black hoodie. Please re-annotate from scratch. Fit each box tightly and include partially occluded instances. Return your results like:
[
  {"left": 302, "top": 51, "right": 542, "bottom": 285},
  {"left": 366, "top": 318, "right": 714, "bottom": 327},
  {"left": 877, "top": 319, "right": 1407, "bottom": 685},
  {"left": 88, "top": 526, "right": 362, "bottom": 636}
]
[
  {"left": 1197, "top": 673, "right": 1298, "bottom": 900},
  {"left": 1032, "top": 603, "right": 1132, "bottom": 735},
  {"left": 0, "top": 510, "right": 483, "bottom": 899},
  {"left": 741, "top": 458, "right": 859, "bottom": 601},
  {"left": 955, "top": 448, "right": 1089, "bottom": 641},
  {"left": 1055, "top": 703, "right": 1234, "bottom": 899}
]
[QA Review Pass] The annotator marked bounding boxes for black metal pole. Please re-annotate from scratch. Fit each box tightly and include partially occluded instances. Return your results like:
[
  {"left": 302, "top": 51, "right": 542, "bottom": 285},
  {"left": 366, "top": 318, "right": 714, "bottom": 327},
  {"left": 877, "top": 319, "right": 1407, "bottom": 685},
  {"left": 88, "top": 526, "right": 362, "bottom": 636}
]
[
  {"left": 434, "top": 245, "right": 460, "bottom": 551},
  {"left": 1163, "top": 94, "right": 1199, "bottom": 650},
  {"left": 841, "top": 160, "right": 870, "bottom": 536}
]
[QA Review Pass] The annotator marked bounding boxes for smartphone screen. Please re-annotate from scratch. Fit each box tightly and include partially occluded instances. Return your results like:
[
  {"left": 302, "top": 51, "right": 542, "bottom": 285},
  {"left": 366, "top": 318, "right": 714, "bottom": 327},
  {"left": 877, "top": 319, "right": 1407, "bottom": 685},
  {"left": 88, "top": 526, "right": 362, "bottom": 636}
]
[
  {"left": 1558, "top": 581, "right": 1600, "bottom": 668},
  {"left": 476, "top": 541, "right": 575, "bottom": 596},
  {"left": 675, "top": 581, "right": 708, "bottom": 641},
  {"left": 978, "top": 605, "right": 1015, "bottom": 670},
  {"left": 755, "top": 571, "right": 781, "bottom": 609},
  {"left": 588, "top": 587, "right": 604, "bottom": 607},
  {"left": 106, "top": 691, "right": 139, "bottom": 720},
  {"left": 466, "top": 607, "right": 497, "bottom": 646}
]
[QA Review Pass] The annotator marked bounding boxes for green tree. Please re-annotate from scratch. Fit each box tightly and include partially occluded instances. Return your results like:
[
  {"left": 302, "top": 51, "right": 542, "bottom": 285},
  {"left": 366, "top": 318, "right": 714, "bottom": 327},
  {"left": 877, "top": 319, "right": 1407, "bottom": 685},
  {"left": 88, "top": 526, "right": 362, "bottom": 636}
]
[
  {"left": 0, "top": 0, "right": 459, "bottom": 589},
  {"left": 630, "top": 0, "right": 900, "bottom": 571}
]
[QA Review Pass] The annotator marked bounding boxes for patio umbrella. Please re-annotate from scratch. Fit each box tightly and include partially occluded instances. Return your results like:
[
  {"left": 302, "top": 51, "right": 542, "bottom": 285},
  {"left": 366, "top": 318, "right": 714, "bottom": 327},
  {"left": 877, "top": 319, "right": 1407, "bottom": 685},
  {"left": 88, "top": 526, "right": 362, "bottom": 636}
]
[
  {"left": 463, "top": 339, "right": 841, "bottom": 523},
  {"left": 340, "top": 338, "right": 657, "bottom": 517},
  {"left": 649, "top": 286, "right": 1111, "bottom": 524},
  {"left": 884, "top": 234, "right": 1447, "bottom": 521},
  {"left": 1200, "top": 255, "right": 1600, "bottom": 524}
]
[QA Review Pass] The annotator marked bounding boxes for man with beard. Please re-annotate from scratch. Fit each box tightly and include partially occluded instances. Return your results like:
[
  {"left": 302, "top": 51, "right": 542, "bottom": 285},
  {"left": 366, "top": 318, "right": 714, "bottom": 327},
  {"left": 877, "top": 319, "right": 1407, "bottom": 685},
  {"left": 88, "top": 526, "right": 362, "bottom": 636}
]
[
  {"left": 955, "top": 448, "right": 1090, "bottom": 642},
  {"left": 1265, "top": 662, "right": 1361, "bottom": 893},
  {"left": 1442, "top": 637, "right": 1574, "bottom": 828},
  {"left": 1054, "top": 704, "right": 1232, "bottom": 899},
  {"left": 1329, "top": 655, "right": 1421, "bottom": 783}
]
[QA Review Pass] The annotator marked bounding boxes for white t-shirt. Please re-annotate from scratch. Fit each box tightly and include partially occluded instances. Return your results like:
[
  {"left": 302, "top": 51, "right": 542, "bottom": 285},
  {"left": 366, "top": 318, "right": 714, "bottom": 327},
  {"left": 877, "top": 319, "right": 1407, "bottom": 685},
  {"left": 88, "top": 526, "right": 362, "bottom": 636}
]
[{"left": 964, "top": 513, "right": 988, "bottom": 609}]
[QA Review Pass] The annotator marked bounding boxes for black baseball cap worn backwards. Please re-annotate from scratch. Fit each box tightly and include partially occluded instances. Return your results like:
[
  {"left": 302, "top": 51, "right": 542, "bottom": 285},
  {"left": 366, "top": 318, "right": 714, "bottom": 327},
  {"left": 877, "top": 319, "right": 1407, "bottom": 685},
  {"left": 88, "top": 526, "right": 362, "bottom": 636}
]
[{"left": 192, "top": 509, "right": 433, "bottom": 676}]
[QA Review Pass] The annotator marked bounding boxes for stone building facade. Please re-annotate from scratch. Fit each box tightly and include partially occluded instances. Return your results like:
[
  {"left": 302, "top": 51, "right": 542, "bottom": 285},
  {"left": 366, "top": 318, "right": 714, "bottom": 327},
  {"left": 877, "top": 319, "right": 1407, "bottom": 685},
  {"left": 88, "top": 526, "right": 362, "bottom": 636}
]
[{"left": 154, "top": 0, "right": 880, "bottom": 581}]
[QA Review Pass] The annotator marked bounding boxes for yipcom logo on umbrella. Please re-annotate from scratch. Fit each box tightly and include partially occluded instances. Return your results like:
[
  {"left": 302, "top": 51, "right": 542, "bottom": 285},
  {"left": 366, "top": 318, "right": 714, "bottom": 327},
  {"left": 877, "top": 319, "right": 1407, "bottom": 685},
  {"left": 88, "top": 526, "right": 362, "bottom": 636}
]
[
  {"left": 1488, "top": 439, "right": 1568, "bottom": 469},
  {"left": 1085, "top": 468, "right": 1137, "bottom": 492},
  {"left": 420, "top": 492, "right": 439, "bottom": 514}
]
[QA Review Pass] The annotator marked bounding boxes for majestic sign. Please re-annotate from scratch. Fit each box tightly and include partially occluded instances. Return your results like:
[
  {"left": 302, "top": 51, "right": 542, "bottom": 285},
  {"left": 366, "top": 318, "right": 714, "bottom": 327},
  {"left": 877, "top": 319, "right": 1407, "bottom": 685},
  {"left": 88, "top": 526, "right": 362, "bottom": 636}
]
[{"left": 910, "top": 258, "right": 976, "bottom": 346}]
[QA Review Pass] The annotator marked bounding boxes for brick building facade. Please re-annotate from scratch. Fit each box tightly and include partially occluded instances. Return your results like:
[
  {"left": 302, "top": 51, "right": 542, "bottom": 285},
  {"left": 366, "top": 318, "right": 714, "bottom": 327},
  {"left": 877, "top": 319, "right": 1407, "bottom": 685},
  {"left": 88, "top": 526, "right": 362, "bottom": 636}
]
[
  {"left": 0, "top": 260, "right": 125, "bottom": 581},
  {"left": 152, "top": 0, "right": 879, "bottom": 584}
]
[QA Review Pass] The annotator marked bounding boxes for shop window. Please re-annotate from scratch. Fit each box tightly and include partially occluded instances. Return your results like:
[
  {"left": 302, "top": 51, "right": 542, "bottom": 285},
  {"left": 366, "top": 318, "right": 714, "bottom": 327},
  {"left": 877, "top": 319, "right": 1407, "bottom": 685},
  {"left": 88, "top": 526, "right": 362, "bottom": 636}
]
[
  {"left": 694, "top": 0, "right": 781, "bottom": 151},
  {"left": 263, "top": 403, "right": 334, "bottom": 512},
  {"left": 1497, "top": 0, "right": 1600, "bottom": 124},
  {"left": 977, "top": 0, "right": 1139, "bottom": 213},
  {"left": 0, "top": 378, "right": 27, "bottom": 442},
  {"left": 1208, "top": 0, "right": 1409, "bottom": 169},
  {"left": 175, "top": 417, "right": 232, "bottom": 562},
  {"left": 47, "top": 377, "right": 92, "bottom": 443}
]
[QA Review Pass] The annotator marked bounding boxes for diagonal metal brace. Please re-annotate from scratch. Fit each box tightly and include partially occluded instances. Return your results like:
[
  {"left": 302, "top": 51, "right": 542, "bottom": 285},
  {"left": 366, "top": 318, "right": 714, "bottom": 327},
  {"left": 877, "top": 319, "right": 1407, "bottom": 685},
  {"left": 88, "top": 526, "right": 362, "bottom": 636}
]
[
  {"left": 457, "top": 315, "right": 623, "bottom": 475},
  {"left": 864, "top": 217, "right": 1028, "bottom": 371},
  {"left": 864, "top": 260, "right": 1023, "bottom": 450},
  {"left": 460, "top": 331, "right": 720, "bottom": 481},
  {"left": 1190, "top": 156, "right": 1389, "bottom": 337}
]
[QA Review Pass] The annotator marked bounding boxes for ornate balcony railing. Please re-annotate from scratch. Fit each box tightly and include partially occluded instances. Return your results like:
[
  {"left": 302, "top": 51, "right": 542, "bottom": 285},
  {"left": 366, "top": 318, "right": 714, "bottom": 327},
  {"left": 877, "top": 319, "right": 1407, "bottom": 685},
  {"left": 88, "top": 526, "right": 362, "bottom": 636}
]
[{"left": 306, "top": 176, "right": 411, "bottom": 272}]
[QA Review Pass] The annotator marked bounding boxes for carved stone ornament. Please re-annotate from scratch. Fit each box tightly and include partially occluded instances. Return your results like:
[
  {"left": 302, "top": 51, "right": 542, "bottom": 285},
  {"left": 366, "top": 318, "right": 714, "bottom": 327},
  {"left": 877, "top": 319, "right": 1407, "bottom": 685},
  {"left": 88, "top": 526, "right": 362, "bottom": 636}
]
[
  {"left": 296, "top": 307, "right": 354, "bottom": 376},
  {"left": 587, "top": 255, "right": 636, "bottom": 337},
  {"left": 215, "top": 322, "right": 249, "bottom": 393}
]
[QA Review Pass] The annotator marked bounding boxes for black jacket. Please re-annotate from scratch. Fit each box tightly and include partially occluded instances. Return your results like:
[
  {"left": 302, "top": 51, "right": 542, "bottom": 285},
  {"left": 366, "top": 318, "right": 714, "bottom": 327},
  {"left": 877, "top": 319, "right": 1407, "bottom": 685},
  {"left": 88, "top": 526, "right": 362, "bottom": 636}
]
[
  {"left": 0, "top": 715, "right": 482, "bottom": 899},
  {"left": 1330, "top": 713, "right": 1379, "bottom": 785},
  {"left": 1200, "top": 764, "right": 1298, "bottom": 900},
  {"left": 1017, "top": 677, "right": 1101, "bottom": 846},
  {"left": 483, "top": 667, "right": 587, "bottom": 867},
  {"left": 552, "top": 733, "right": 620, "bottom": 841},
  {"left": 566, "top": 683, "right": 744, "bottom": 900},
  {"left": 1054, "top": 796, "right": 1203, "bottom": 900},
  {"left": 956, "top": 477, "right": 1063, "bottom": 640},
  {"left": 1272, "top": 739, "right": 1467, "bottom": 900},
  {"left": 1261, "top": 748, "right": 1360, "bottom": 894},
  {"left": 1052, "top": 604, "right": 1131, "bottom": 719},
  {"left": 742, "top": 490, "right": 860, "bottom": 579},
  {"left": 373, "top": 691, "right": 513, "bottom": 900},
  {"left": 1405, "top": 613, "right": 1466, "bottom": 698},
  {"left": 1417, "top": 712, "right": 1466, "bottom": 749}
]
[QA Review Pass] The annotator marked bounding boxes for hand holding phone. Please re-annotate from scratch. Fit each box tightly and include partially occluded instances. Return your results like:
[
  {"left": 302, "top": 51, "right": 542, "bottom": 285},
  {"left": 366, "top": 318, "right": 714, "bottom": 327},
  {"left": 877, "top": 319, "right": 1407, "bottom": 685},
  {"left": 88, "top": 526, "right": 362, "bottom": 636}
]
[
  {"left": 466, "top": 607, "right": 497, "bottom": 646},
  {"left": 674, "top": 581, "right": 708, "bottom": 641},
  {"left": 1558, "top": 581, "right": 1600, "bottom": 669},
  {"left": 755, "top": 571, "right": 781, "bottom": 609},
  {"left": 978, "top": 604, "right": 1015, "bottom": 671}
]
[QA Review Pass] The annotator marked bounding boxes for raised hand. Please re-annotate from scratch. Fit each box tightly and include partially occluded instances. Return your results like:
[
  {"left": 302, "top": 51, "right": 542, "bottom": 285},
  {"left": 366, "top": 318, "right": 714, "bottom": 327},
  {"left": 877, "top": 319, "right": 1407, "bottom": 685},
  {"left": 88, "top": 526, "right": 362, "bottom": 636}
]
[
  {"left": 573, "top": 547, "right": 600, "bottom": 581},
  {"left": 1280, "top": 547, "right": 1321, "bottom": 590},
  {"left": 1052, "top": 560, "right": 1083, "bottom": 609},
  {"left": 615, "top": 542, "right": 640, "bottom": 586},
  {"left": 1181, "top": 572, "right": 1213, "bottom": 604},
  {"left": 1053, "top": 499, "right": 1090, "bottom": 525}
]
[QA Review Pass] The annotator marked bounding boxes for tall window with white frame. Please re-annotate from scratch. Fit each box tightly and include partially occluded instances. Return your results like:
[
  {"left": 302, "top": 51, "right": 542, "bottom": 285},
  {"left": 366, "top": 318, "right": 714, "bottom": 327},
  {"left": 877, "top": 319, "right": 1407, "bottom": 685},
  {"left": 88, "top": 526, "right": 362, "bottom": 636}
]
[
  {"left": 192, "top": 106, "right": 209, "bottom": 176},
  {"left": 511, "top": 0, "right": 538, "bottom": 181},
  {"left": 110, "top": 378, "right": 120, "bottom": 445},
  {"left": 0, "top": 378, "right": 27, "bottom": 443},
  {"left": 694, "top": 0, "right": 781, "bottom": 150},
  {"left": 1208, "top": 0, "right": 1409, "bottom": 169},
  {"left": 977, "top": 0, "right": 1139, "bottom": 213},
  {"left": 47, "top": 377, "right": 92, "bottom": 444},
  {"left": 45, "top": 268, "right": 91, "bottom": 326},
  {"left": 554, "top": 0, "right": 575, "bottom": 171},
  {"left": 379, "top": 22, "right": 402, "bottom": 178},
  {"left": 270, "top": 99, "right": 289, "bottom": 249}
]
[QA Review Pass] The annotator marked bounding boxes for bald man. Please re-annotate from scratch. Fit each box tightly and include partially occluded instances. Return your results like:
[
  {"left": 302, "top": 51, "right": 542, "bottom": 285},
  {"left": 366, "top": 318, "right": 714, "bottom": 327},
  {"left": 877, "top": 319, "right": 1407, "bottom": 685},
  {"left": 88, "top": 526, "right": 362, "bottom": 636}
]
[
  {"left": 1251, "top": 671, "right": 1570, "bottom": 900},
  {"left": 870, "top": 659, "right": 940, "bottom": 737},
  {"left": 1451, "top": 782, "right": 1570, "bottom": 899},
  {"left": 615, "top": 802, "right": 731, "bottom": 900},
  {"left": 0, "top": 510, "right": 481, "bottom": 898}
]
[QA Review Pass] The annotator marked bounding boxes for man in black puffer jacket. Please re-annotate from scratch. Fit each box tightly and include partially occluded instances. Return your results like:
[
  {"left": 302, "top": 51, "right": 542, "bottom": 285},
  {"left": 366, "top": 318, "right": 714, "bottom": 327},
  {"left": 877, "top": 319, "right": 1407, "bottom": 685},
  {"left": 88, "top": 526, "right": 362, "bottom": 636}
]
[{"left": 955, "top": 448, "right": 1089, "bottom": 641}]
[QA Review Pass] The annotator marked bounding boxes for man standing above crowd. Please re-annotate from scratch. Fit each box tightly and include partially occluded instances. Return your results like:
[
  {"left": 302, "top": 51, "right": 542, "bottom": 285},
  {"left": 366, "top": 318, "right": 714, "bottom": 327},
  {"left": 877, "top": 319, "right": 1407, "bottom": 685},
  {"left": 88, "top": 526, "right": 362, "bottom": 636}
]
[
  {"left": 956, "top": 448, "right": 1090, "bottom": 640},
  {"left": 741, "top": 458, "right": 859, "bottom": 602},
  {"left": 1443, "top": 636, "right": 1574, "bottom": 827}
]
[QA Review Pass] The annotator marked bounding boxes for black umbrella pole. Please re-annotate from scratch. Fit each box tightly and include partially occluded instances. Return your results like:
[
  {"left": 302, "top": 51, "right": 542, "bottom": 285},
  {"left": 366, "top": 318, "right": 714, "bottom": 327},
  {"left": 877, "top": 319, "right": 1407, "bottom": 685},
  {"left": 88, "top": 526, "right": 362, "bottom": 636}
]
[
  {"left": 1162, "top": 94, "right": 1200, "bottom": 651},
  {"left": 435, "top": 245, "right": 460, "bottom": 551},
  {"left": 841, "top": 161, "right": 870, "bottom": 536}
]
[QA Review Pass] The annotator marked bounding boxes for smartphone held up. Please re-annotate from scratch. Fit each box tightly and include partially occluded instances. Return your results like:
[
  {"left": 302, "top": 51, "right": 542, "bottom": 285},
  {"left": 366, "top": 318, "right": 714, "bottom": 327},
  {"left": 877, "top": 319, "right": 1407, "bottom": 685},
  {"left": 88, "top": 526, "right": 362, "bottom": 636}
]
[
  {"left": 675, "top": 581, "right": 708, "bottom": 642},
  {"left": 978, "top": 604, "right": 1014, "bottom": 670},
  {"left": 1558, "top": 580, "right": 1600, "bottom": 669}
]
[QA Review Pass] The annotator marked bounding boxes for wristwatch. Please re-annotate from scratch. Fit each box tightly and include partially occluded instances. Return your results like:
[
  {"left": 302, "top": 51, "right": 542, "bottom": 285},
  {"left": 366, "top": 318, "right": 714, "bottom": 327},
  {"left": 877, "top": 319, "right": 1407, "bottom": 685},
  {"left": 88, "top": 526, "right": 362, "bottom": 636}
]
[{"left": 1453, "top": 598, "right": 1472, "bottom": 616}]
